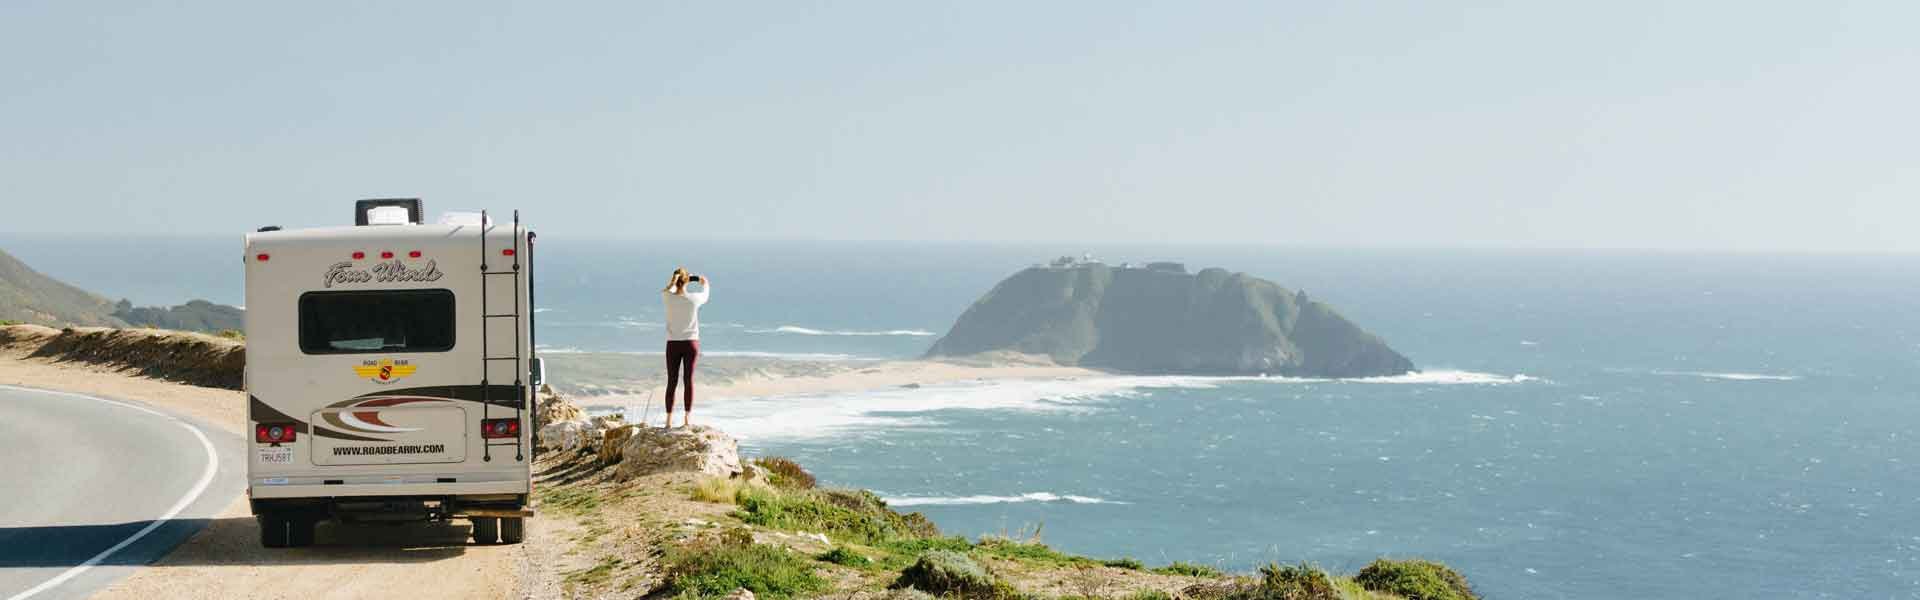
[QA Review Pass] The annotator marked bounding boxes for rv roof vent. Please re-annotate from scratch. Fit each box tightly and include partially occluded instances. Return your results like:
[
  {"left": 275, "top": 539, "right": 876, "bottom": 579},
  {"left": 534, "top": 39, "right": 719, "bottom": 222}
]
[
  {"left": 354, "top": 198, "right": 424, "bottom": 226},
  {"left": 366, "top": 206, "right": 411, "bottom": 226},
  {"left": 438, "top": 211, "right": 492, "bottom": 227},
  {"left": 256, "top": 226, "right": 282, "bottom": 232}
]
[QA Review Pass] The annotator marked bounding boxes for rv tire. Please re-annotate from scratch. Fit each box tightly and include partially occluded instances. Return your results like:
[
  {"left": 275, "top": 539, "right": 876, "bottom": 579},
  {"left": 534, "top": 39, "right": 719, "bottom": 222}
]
[
  {"left": 258, "top": 514, "right": 291, "bottom": 548},
  {"left": 471, "top": 516, "right": 500, "bottom": 544},
  {"left": 500, "top": 517, "right": 525, "bottom": 544}
]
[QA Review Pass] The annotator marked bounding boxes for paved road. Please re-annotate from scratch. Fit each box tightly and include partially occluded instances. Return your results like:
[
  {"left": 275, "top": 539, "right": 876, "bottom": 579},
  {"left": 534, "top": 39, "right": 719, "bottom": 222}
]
[{"left": 0, "top": 385, "right": 241, "bottom": 600}]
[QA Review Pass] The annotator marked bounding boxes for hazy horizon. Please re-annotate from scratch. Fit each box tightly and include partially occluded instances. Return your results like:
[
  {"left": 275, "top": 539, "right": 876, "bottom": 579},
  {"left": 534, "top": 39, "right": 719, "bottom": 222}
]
[{"left": 4, "top": 2, "right": 1916, "bottom": 252}]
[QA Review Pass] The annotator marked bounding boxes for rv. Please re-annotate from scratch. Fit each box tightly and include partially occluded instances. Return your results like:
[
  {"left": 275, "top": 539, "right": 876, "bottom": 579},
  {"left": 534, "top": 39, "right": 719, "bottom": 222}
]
[{"left": 243, "top": 199, "right": 541, "bottom": 547}]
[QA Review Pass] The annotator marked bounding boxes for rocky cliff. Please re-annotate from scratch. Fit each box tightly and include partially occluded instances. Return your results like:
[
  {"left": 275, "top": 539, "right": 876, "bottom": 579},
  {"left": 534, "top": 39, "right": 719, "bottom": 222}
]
[{"left": 925, "top": 264, "right": 1415, "bottom": 378}]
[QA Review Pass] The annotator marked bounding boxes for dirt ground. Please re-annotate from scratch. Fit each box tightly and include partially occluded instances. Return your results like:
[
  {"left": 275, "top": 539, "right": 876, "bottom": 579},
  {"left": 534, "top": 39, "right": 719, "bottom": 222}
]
[{"left": 0, "top": 352, "right": 571, "bottom": 600}]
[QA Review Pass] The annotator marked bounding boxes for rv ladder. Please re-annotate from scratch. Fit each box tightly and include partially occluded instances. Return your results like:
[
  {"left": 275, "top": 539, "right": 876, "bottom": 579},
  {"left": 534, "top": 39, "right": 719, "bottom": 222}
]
[{"left": 478, "top": 209, "right": 526, "bottom": 463}]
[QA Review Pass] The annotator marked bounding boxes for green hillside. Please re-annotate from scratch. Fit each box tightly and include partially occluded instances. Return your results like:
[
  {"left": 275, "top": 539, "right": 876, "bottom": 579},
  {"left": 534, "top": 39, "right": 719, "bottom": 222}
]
[
  {"left": 0, "top": 248, "right": 242, "bottom": 332},
  {"left": 0, "top": 248, "right": 129, "bottom": 327}
]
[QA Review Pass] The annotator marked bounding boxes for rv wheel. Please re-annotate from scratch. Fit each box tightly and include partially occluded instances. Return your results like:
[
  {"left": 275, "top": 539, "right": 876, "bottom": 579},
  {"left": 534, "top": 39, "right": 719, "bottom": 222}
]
[
  {"left": 258, "top": 515, "right": 291, "bottom": 548},
  {"left": 471, "top": 517, "right": 500, "bottom": 544},
  {"left": 500, "top": 517, "right": 525, "bottom": 544}
]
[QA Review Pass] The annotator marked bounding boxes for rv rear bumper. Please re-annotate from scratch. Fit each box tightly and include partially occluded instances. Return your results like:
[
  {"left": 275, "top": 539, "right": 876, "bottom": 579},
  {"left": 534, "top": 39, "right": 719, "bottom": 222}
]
[{"left": 250, "top": 479, "right": 529, "bottom": 499}]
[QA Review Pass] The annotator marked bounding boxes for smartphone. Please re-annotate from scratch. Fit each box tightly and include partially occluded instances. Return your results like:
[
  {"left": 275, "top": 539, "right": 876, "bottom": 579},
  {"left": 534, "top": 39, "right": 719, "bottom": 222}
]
[{"left": 689, "top": 275, "right": 702, "bottom": 283}]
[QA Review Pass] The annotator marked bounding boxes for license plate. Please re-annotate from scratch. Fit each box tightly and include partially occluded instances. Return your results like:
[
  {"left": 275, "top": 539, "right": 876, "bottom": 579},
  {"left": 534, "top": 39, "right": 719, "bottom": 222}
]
[{"left": 258, "top": 446, "right": 293, "bottom": 464}]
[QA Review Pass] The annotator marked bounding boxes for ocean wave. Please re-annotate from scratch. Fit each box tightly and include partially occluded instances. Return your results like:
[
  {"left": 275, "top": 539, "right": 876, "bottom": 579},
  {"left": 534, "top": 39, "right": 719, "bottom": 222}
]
[
  {"left": 882, "top": 492, "right": 1125, "bottom": 507},
  {"left": 1337, "top": 370, "right": 1542, "bottom": 385},
  {"left": 685, "top": 369, "right": 1538, "bottom": 442},
  {"left": 1653, "top": 370, "right": 1800, "bottom": 381},
  {"left": 747, "top": 325, "right": 937, "bottom": 337},
  {"left": 684, "top": 376, "right": 1217, "bottom": 441}
]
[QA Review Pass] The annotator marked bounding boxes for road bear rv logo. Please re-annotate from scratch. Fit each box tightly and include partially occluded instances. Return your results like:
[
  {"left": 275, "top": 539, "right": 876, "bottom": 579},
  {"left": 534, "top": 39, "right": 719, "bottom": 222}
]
[
  {"left": 324, "top": 260, "right": 443, "bottom": 288},
  {"left": 353, "top": 358, "right": 418, "bottom": 384}
]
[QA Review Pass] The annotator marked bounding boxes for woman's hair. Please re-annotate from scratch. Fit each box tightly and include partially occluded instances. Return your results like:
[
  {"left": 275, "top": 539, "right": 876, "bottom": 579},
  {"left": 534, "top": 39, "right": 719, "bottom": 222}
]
[{"left": 664, "top": 268, "right": 689, "bottom": 294}]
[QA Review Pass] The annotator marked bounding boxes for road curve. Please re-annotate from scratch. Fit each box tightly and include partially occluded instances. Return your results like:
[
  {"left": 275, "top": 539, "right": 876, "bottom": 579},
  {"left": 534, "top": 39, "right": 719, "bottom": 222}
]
[{"left": 0, "top": 385, "right": 242, "bottom": 600}]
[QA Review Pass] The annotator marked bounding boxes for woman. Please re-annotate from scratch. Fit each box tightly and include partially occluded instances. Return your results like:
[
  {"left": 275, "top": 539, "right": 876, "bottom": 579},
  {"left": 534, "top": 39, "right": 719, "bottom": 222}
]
[{"left": 661, "top": 268, "right": 710, "bottom": 428}]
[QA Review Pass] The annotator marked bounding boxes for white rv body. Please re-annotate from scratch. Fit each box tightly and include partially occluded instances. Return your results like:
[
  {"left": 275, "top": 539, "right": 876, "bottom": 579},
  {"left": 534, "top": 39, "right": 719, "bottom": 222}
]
[{"left": 243, "top": 202, "right": 538, "bottom": 546}]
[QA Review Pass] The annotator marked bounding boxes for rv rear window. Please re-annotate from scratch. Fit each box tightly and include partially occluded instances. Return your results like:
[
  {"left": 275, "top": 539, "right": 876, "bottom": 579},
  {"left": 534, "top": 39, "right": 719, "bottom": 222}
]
[{"left": 298, "top": 289, "right": 455, "bottom": 354}]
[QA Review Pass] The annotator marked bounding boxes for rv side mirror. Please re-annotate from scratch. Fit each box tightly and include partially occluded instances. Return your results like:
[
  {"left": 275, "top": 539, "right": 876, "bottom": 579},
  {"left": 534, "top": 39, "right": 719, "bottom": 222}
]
[{"left": 529, "top": 357, "right": 546, "bottom": 388}]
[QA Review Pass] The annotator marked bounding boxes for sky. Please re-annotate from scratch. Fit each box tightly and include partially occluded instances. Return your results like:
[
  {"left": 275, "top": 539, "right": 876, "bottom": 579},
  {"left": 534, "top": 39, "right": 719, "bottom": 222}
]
[{"left": 1, "top": 1, "right": 1915, "bottom": 251}]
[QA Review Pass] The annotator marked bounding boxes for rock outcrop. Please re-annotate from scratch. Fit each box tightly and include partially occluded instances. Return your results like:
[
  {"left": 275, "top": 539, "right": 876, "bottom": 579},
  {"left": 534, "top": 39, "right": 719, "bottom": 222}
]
[
  {"left": 535, "top": 386, "right": 629, "bottom": 455},
  {"left": 925, "top": 264, "right": 1414, "bottom": 378},
  {"left": 615, "top": 425, "right": 743, "bottom": 480}
]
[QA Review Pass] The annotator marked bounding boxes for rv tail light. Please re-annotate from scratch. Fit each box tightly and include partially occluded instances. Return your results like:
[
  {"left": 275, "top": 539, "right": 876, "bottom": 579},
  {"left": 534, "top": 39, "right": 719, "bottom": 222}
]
[
  {"left": 256, "top": 423, "right": 297, "bottom": 443},
  {"left": 501, "top": 249, "right": 516, "bottom": 257},
  {"left": 352, "top": 251, "right": 365, "bottom": 260},
  {"left": 255, "top": 253, "right": 270, "bottom": 262},
  {"left": 481, "top": 418, "right": 520, "bottom": 439},
  {"left": 408, "top": 250, "right": 422, "bottom": 258},
  {"left": 380, "top": 251, "right": 395, "bottom": 259}
]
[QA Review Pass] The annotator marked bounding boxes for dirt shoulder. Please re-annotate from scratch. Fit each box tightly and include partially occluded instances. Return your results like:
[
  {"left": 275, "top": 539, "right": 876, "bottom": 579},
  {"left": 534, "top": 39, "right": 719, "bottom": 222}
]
[{"left": 0, "top": 351, "right": 552, "bottom": 600}]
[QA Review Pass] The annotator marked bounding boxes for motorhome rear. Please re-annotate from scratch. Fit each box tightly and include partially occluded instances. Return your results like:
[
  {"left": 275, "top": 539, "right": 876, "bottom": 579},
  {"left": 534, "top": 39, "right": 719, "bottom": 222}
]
[{"left": 244, "top": 199, "right": 540, "bottom": 547}]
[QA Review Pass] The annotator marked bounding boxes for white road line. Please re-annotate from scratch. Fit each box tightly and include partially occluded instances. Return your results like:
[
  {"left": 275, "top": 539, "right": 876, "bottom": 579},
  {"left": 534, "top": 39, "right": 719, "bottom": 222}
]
[{"left": 0, "top": 385, "right": 221, "bottom": 600}]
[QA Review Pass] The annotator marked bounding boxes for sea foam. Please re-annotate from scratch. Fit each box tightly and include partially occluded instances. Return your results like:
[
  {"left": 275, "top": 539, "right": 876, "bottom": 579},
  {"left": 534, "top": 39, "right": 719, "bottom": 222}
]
[
  {"left": 881, "top": 492, "right": 1125, "bottom": 507},
  {"left": 689, "top": 370, "right": 1536, "bottom": 442},
  {"left": 747, "top": 325, "right": 937, "bottom": 337}
]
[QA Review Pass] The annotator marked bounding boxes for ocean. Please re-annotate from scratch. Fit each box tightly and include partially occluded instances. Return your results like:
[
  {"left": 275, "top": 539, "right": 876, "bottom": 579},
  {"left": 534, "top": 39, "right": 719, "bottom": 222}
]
[{"left": 5, "top": 231, "right": 1918, "bottom": 598}]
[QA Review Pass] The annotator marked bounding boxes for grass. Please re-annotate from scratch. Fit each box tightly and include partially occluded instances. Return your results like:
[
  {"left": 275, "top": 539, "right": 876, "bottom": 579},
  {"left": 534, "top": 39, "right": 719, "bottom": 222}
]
[
  {"left": 975, "top": 537, "right": 1097, "bottom": 567},
  {"left": 1153, "top": 561, "right": 1225, "bottom": 578},
  {"left": 753, "top": 456, "right": 817, "bottom": 490},
  {"left": 662, "top": 543, "right": 828, "bottom": 600},
  {"left": 538, "top": 486, "right": 603, "bottom": 515},
  {"left": 0, "top": 320, "right": 20, "bottom": 326},
  {"left": 564, "top": 556, "right": 625, "bottom": 589},
  {"left": 1102, "top": 557, "right": 1146, "bottom": 571},
  {"left": 214, "top": 329, "right": 243, "bottom": 339},
  {"left": 733, "top": 486, "right": 937, "bottom": 546},
  {"left": 691, "top": 476, "right": 742, "bottom": 503}
]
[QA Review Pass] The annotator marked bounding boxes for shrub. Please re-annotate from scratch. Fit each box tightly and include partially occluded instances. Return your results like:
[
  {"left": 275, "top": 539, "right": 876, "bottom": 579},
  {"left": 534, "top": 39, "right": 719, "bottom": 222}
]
[
  {"left": 662, "top": 543, "right": 827, "bottom": 600},
  {"left": 1153, "top": 561, "right": 1224, "bottom": 578},
  {"left": 1102, "top": 557, "right": 1146, "bottom": 571},
  {"left": 734, "top": 486, "right": 937, "bottom": 545},
  {"left": 817, "top": 546, "right": 873, "bottom": 567},
  {"left": 753, "top": 456, "right": 817, "bottom": 489},
  {"left": 0, "top": 320, "right": 21, "bottom": 326},
  {"left": 1353, "top": 559, "right": 1477, "bottom": 600},
  {"left": 720, "top": 526, "right": 755, "bottom": 547},
  {"left": 1123, "top": 591, "right": 1174, "bottom": 600},
  {"left": 891, "top": 550, "right": 1007, "bottom": 599},
  {"left": 1249, "top": 562, "right": 1337, "bottom": 600},
  {"left": 215, "top": 329, "right": 244, "bottom": 339}
]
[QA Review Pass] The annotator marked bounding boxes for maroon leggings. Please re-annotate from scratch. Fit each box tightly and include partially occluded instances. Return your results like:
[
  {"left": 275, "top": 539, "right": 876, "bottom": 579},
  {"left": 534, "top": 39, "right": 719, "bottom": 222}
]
[{"left": 665, "top": 340, "right": 699, "bottom": 413}]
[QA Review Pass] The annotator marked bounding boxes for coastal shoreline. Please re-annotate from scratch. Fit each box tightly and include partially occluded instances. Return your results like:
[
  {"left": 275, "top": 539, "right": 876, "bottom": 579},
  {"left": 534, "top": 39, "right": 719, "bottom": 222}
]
[{"left": 546, "top": 350, "right": 1103, "bottom": 412}]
